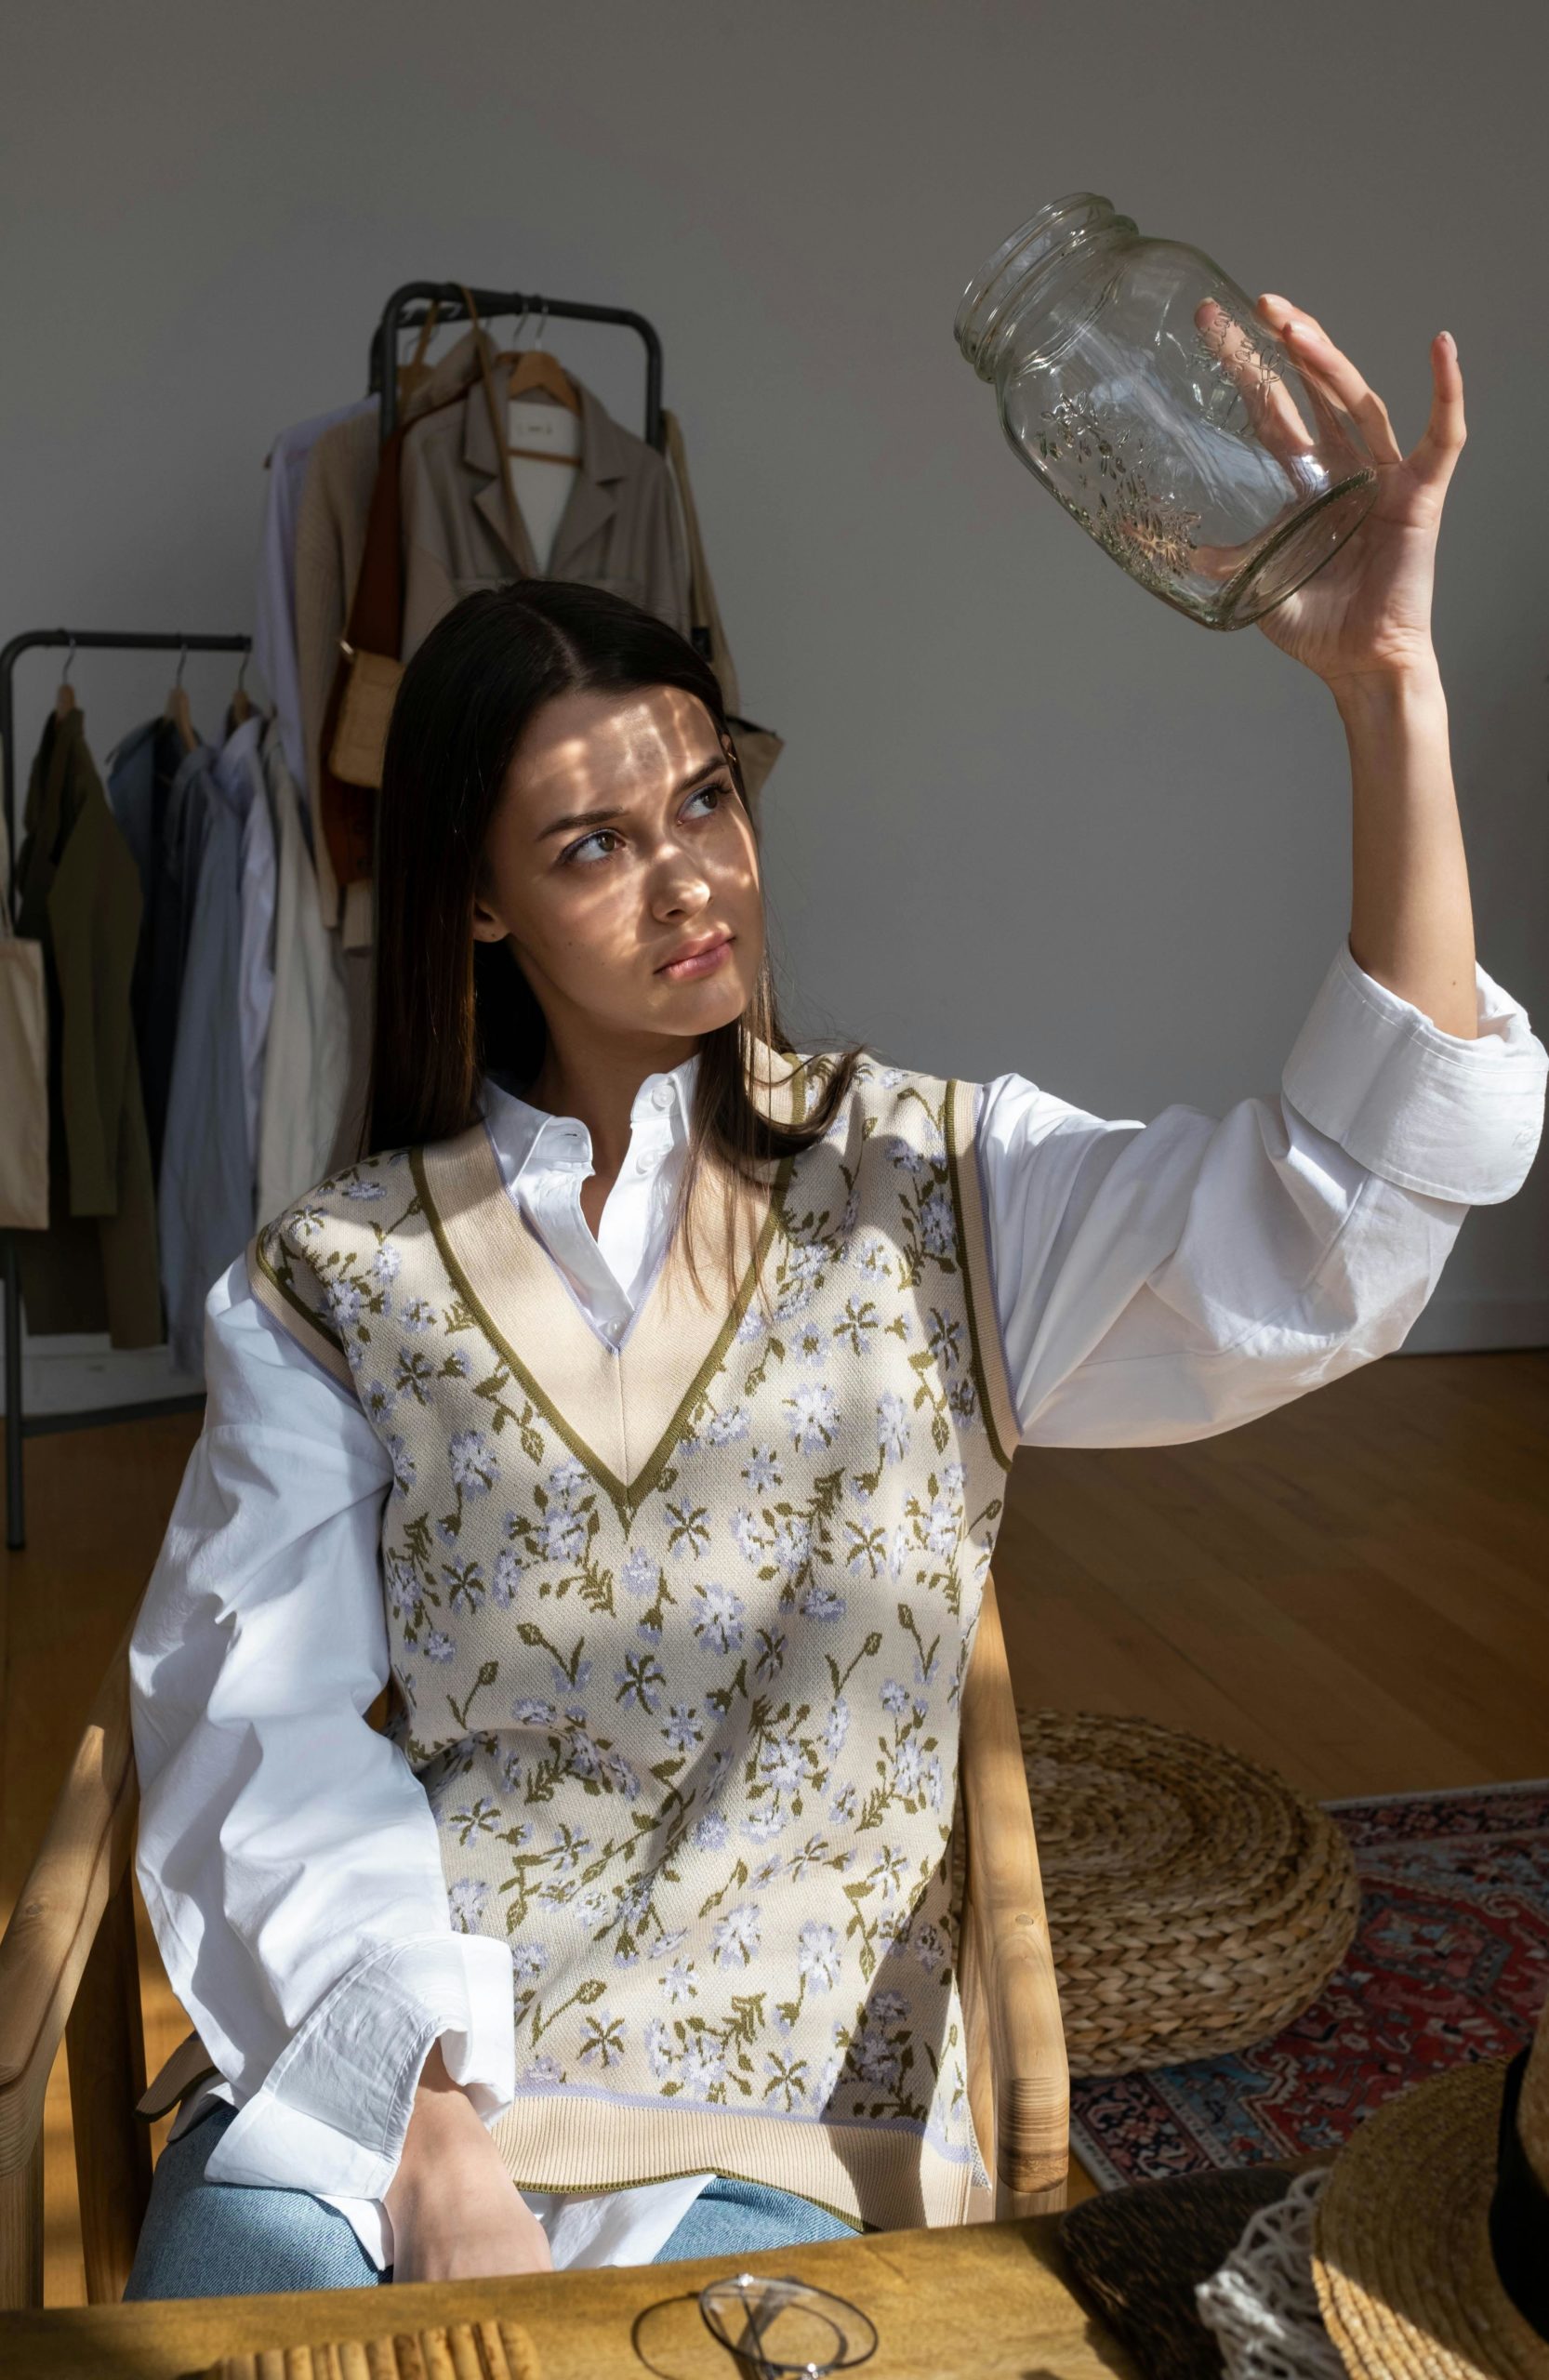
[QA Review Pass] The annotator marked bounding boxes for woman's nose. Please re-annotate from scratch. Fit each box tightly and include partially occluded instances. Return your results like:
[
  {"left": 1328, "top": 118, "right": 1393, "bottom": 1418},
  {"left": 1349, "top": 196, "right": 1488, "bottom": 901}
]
[{"left": 652, "top": 852, "right": 713, "bottom": 914}]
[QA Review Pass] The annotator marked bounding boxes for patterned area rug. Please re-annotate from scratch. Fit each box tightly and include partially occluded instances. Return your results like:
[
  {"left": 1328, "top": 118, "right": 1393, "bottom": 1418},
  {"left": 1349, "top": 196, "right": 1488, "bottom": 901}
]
[{"left": 1069, "top": 1779, "right": 1549, "bottom": 2189}]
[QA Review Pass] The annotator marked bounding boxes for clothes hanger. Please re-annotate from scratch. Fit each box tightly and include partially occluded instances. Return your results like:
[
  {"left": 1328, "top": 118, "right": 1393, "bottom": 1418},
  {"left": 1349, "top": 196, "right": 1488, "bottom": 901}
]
[
  {"left": 229, "top": 648, "right": 254, "bottom": 725},
  {"left": 165, "top": 641, "right": 198, "bottom": 756},
  {"left": 497, "top": 300, "right": 582, "bottom": 464},
  {"left": 53, "top": 635, "right": 77, "bottom": 721},
  {"left": 396, "top": 300, "right": 443, "bottom": 410}
]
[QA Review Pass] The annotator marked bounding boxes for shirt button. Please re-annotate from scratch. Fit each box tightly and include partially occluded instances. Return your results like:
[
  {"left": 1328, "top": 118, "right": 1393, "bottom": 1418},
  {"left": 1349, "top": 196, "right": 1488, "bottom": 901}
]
[
  {"left": 651, "top": 1086, "right": 671, "bottom": 1111},
  {"left": 634, "top": 1152, "right": 652, "bottom": 1173}
]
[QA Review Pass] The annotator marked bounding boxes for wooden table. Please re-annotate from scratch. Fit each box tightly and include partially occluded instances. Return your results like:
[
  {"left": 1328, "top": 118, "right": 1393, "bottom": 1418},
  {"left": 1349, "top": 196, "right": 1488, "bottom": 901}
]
[{"left": 0, "top": 2215, "right": 1136, "bottom": 2378}]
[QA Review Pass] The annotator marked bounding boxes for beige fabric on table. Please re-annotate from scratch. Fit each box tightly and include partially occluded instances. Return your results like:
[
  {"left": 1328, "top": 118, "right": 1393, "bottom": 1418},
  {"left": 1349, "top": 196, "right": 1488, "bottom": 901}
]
[
  {"left": 398, "top": 369, "right": 692, "bottom": 662},
  {"left": 292, "top": 336, "right": 483, "bottom": 930}
]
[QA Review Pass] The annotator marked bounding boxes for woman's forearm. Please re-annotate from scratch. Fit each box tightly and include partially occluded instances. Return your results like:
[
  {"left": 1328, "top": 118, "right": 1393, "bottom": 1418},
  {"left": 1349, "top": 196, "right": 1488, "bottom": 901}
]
[{"left": 1332, "top": 657, "right": 1477, "bottom": 1040}]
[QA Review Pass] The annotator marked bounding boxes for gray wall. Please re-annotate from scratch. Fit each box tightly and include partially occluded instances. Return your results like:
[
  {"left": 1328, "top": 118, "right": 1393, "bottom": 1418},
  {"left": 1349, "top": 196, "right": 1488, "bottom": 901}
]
[{"left": 3, "top": 0, "right": 1544, "bottom": 1358}]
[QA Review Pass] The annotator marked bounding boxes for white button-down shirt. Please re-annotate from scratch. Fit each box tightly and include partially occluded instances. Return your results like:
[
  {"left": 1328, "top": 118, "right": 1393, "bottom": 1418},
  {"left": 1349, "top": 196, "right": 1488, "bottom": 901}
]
[
  {"left": 500, "top": 1064, "right": 687, "bottom": 1341},
  {"left": 127, "top": 942, "right": 1547, "bottom": 2272}
]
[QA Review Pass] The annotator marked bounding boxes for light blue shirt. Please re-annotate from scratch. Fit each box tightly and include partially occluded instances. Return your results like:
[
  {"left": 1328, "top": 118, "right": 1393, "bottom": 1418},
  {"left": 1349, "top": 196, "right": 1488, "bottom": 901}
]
[{"left": 156, "top": 720, "right": 264, "bottom": 1375}]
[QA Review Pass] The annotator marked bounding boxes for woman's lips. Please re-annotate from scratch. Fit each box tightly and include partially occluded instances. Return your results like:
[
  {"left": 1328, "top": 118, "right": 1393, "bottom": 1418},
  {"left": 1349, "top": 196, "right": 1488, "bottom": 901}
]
[{"left": 659, "top": 935, "right": 733, "bottom": 979}]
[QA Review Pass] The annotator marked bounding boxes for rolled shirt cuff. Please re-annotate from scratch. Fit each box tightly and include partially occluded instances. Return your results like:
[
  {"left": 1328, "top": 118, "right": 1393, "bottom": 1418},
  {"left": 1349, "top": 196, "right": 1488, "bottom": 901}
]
[
  {"left": 1281, "top": 941, "right": 1547, "bottom": 1204},
  {"left": 202, "top": 1932, "right": 516, "bottom": 2203}
]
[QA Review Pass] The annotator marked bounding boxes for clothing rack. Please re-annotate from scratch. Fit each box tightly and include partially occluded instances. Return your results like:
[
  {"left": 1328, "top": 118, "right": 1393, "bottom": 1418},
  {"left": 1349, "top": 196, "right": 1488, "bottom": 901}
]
[
  {"left": 369, "top": 282, "right": 667, "bottom": 450},
  {"left": 3, "top": 281, "right": 667, "bottom": 1550},
  {"left": 2, "top": 628, "right": 252, "bottom": 1551}
]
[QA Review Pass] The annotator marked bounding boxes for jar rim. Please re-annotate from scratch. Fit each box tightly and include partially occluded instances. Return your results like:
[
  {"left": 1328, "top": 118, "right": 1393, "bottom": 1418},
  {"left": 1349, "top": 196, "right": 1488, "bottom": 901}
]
[{"left": 954, "top": 193, "right": 1136, "bottom": 378}]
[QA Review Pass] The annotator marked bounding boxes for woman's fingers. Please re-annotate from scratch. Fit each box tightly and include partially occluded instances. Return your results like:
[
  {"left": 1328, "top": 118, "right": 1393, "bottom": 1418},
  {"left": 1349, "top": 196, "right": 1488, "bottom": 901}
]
[
  {"left": 1194, "top": 298, "right": 1312, "bottom": 461},
  {"left": 1408, "top": 330, "right": 1468, "bottom": 492},
  {"left": 1255, "top": 294, "right": 1406, "bottom": 467}
]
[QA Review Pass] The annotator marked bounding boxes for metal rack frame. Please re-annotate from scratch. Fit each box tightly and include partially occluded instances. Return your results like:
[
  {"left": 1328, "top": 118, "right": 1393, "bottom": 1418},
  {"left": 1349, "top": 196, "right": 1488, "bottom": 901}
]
[
  {"left": 1, "top": 628, "right": 251, "bottom": 1550},
  {"left": 369, "top": 281, "right": 666, "bottom": 450}
]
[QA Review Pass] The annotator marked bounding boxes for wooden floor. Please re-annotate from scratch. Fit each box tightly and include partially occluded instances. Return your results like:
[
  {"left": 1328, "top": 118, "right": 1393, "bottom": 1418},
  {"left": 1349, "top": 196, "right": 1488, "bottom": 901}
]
[{"left": 4, "top": 1349, "right": 1547, "bottom": 2304}]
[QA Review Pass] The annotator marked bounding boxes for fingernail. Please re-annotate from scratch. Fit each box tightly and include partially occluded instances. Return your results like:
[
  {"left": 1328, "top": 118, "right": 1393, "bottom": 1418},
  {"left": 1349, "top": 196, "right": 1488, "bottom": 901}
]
[{"left": 1441, "top": 330, "right": 1458, "bottom": 357}]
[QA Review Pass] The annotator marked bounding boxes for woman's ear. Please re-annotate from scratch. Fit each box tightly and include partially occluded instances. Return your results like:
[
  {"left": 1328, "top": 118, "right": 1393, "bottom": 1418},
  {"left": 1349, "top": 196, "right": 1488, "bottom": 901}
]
[{"left": 470, "top": 886, "right": 510, "bottom": 945}]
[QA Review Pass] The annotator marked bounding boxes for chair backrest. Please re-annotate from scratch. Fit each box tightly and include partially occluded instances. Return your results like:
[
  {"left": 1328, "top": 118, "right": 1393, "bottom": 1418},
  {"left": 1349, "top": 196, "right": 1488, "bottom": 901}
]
[
  {"left": 958, "top": 1572, "right": 1070, "bottom": 2215},
  {"left": 0, "top": 1572, "right": 1067, "bottom": 2308}
]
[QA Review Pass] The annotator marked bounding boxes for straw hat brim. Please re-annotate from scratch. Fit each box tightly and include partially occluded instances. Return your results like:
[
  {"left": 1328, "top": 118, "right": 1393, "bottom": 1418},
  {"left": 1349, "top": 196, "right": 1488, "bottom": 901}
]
[{"left": 1312, "top": 2060, "right": 1549, "bottom": 2380}]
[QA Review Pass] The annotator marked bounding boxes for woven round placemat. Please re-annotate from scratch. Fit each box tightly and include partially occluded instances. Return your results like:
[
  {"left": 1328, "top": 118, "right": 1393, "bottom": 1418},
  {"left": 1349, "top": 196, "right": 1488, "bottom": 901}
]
[{"left": 971, "top": 1709, "right": 1360, "bottom": 2078}]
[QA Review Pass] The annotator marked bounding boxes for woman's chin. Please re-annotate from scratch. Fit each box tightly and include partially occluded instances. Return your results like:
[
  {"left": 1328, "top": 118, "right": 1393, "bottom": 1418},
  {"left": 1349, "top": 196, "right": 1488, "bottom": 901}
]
[{"left": 650, "top": 955, "right": 755, "bottom": 1020}]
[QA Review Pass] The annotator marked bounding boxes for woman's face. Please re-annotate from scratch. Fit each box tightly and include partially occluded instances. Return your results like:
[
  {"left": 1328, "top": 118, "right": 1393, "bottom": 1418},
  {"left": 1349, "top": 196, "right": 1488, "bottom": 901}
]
[{"left": 471, "top": 682, "right": 764, "bottom": 1051}]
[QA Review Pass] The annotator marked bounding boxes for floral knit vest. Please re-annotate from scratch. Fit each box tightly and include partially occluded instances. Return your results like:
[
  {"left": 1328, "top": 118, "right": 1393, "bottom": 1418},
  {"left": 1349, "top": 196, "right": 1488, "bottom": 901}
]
[{"left": 249, "top": 1035, "right": 1020, "bottom": 2229}]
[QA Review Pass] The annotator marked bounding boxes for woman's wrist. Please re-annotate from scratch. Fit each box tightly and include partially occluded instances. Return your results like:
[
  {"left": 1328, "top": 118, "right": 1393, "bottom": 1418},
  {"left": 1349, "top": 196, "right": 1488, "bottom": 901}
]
[
  {"left": 1324, "top": 647, "right": 1447, "bottom": 729},
  {"left": 1329, "top": 641, "right": 1476, "bottom": 1040},
  {"left": 385, "top": 2036, "right": 490, "bottom": 2216}
]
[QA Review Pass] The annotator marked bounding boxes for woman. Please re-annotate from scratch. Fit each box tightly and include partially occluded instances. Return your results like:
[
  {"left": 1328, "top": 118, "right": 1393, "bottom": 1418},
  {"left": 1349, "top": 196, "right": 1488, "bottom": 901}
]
[{"left": 126, "top": 297, "right": 1545, "bottom": 2297}]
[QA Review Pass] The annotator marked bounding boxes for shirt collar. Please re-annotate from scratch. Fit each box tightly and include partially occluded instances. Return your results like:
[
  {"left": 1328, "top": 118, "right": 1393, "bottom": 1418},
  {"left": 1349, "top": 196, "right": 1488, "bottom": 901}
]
[{"left": 481, "top": 1050, "right": 700, "bottom": 1183}]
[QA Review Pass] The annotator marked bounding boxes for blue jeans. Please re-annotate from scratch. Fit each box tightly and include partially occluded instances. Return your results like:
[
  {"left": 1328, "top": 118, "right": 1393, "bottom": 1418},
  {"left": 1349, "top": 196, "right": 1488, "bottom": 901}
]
[{"left": 124, "top": 2102, "right": 856, "bottom": 2300}]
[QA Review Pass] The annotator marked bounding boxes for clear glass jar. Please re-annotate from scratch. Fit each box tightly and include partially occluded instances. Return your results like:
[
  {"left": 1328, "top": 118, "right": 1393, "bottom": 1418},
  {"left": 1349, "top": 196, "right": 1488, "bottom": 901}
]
[{"left": 954, "top": 193, "right": 1379, "bottom": 628}]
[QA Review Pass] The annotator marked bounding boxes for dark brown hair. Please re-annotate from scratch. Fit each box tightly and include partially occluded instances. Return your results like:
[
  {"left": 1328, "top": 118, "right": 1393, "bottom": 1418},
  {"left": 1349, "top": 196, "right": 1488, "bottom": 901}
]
[{"left": 365, "top": 578, "right": 866, "bottom": 1311}]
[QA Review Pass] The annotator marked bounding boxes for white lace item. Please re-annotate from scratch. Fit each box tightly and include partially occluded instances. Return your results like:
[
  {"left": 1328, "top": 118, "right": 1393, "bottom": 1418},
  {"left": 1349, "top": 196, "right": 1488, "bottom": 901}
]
[{"left": 1194, "top": 2168, "right": 1346, "bottom": 2380}]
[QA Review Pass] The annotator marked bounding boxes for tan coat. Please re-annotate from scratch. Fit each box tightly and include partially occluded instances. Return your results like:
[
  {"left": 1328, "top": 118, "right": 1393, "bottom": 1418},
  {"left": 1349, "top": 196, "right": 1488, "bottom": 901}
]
[{"left": 399, "top": 369, "right": 692, "bottom": 661}]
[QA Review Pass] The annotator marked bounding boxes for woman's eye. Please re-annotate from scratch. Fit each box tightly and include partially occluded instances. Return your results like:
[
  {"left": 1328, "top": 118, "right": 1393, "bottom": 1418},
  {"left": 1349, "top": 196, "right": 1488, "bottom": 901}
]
[
  {"left": 563, "top": 827, "right": 623, "bottom": 866},
  {"left": 561, "top": 780, "right": 728, "bottom": 866}
]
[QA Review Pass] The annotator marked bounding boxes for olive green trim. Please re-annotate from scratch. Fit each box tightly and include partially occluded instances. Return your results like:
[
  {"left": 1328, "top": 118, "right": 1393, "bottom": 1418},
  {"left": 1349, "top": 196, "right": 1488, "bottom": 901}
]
[
  {"left": 944, "top": 1078, "right": 1016, "bottom": 1473},
  {"left": 409, "top": 1056, "right": 808, "bottom": 1527},
  {"left": 247, "top": 1232, "right": 353, "bottom": 1389},
  {"left": 408, "top": 1144, "right": 626, "bottom": 1503},
  {"left": 616, "top": 1137, "right": 801, "bottom": 1520}
]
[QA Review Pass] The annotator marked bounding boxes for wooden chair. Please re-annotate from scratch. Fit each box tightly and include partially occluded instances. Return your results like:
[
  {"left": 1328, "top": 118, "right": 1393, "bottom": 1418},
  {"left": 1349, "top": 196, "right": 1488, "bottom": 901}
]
[{"left": 0, "top": 1572, "right": 1067, "bottom": 2309}]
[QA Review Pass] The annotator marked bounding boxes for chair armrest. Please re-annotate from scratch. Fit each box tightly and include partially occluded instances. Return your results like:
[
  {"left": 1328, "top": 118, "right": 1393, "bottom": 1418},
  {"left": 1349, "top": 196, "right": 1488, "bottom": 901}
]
[
  {"left": 0, "top": 1610, "right": 140, "bottom": 2304},
  {"left": 959, "top": 1574, "right": 1069, "bottom": 2205}
]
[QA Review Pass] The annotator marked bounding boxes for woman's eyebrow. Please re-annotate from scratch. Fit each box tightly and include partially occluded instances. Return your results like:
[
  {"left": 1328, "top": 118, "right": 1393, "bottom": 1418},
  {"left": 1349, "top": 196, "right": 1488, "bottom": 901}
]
[{"left": 536, "top": 755, "right": 733, "bottom": 840}]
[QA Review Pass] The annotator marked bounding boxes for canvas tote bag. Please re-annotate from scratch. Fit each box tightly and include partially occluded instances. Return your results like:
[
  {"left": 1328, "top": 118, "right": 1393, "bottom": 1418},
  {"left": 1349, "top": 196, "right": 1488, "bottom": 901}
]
[{"left": 0, "top": 825, "right": 49, "bottom": 1230}]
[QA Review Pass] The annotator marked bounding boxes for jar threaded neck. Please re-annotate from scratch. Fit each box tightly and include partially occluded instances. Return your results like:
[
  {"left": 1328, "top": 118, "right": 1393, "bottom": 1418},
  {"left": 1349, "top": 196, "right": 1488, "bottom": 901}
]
[{"left": 954, "top": 193, "right": 1132, "bottom": 378}]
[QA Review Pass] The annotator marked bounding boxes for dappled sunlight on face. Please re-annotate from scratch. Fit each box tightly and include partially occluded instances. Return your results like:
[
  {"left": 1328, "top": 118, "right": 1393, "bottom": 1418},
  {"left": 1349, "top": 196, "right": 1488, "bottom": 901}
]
[{"left": 472, "top": 682, "right": 764, "bottom": 1053}]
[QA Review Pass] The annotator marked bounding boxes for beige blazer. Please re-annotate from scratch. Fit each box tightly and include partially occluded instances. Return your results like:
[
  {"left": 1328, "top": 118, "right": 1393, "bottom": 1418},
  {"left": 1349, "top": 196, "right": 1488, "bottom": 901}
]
[{"left": 399, "top": 370, "right": 692, "bottom": 662}]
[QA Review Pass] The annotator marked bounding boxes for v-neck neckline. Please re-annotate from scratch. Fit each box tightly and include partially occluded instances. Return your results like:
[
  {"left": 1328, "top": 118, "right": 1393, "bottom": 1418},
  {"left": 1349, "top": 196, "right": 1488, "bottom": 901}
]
[{"left": 411, "top": 1040, "right": 811, "bottom": 1521}]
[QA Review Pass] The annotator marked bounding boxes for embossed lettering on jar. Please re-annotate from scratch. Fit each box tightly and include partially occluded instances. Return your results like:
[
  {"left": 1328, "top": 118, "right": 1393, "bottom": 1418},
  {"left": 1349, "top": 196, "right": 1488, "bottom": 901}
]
[{"left": 955, "top": 193, "right": 1379, "bottom": 629}]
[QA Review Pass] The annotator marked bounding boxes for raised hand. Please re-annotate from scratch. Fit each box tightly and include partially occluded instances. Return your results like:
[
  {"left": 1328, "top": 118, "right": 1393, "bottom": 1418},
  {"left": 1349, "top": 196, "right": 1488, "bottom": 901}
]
[{"left": 1199, "top": 294, "right": 1466, "bottom": 685}]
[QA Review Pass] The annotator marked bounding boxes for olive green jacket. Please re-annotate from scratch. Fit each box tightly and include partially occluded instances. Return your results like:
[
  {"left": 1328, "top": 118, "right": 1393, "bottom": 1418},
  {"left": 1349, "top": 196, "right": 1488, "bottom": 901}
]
[{"left": 14, "top": 707, "right": 162, "bottom": 1347}]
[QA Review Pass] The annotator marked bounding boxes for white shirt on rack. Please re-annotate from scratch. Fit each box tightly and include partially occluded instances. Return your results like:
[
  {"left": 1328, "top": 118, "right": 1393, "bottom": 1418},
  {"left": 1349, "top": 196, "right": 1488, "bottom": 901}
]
[{"left": 127, "top": 941, "right": 1547, "bottom": 2272}]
